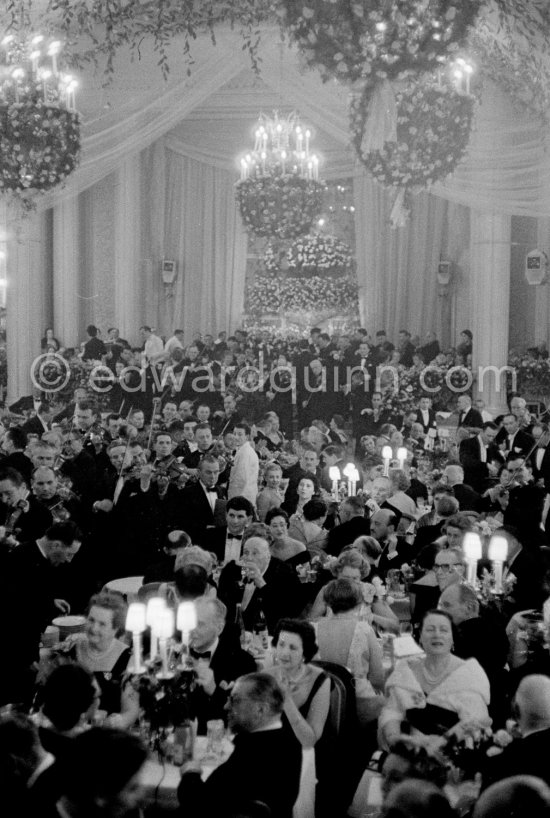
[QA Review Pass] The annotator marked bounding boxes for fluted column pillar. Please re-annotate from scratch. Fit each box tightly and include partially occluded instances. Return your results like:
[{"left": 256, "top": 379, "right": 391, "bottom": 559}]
[
  {"left": 114, "top": 154, "right": 141, "bottom": 345},
  {"left": 534, "top": 216, "right": 550, "bottom": 349},
  {"left": 470, "top": 210, "right": 511, "bottom": 416},
  {"left": 53, "top": 191, "right": 80, "bottom": 346},
  {"left": 4, "top": 206, "right": 49, "bottom": 404}
]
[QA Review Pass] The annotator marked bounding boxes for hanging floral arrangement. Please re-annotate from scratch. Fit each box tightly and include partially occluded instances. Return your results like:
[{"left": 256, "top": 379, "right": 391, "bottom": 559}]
[
  {"left": 278, "top": 0, "right": 480, "bottom": 88},
  {"left": 236, "top": 175, "right": 325, "bottom": 241},
  {"left": 245, "top": 274, "right": 358, "bottom": 314},
  {"left": 350, "top": 75, "right": 476, "bottom": 194}
]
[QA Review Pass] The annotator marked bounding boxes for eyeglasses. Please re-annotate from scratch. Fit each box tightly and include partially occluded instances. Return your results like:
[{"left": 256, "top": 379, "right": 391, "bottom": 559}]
[{"left": 434, "top": 563, "right": 457, "bottom": 573}]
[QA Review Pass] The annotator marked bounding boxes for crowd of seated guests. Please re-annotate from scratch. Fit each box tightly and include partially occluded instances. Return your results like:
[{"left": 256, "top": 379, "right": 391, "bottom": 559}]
[{"left": 1, "top": 322, "right": 550, "bottom": 816}]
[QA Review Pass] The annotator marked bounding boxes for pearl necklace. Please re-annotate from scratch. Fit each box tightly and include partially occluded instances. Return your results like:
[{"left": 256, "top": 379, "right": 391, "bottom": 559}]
[{"left": 422, "top": 657, "right": 452, "bottom": 685}]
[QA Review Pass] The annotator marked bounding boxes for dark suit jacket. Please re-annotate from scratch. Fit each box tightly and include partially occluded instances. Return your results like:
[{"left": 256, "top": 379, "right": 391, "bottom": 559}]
[
  {"left": 459, "top": 437, "right": 504, "bottom": 493},
  {"left": 530, "top": 445, "right": 550, "bottom": 491},
  {"left": 180, "top": 481, "right": 226, "bottom": 544},
  {"left": 217, "top": 557, "right": 303, "bottom": 633},
  {"left": 451, "top": 482, "right": 482, "bottom": 512},
  {"left": 457, "top": 408, "right": 484, "bottom": 430},
  {"left": 495, "top": 428, "right": 534, "bottom": 458},
  {"left": 21, "top": 415, "right": 49, "bottom": 437},
  {"left": 201, "top": 526, "right": 236, "bottom": 563},
  {"left": 483, "top": 727, "right": 550, "bottom": 789},
  {"left": 326, "top": 516, "right": 371, "bottom": 556},
  {"left": 178, "top": 727, "right": 302, "bottom": 818},
  {"left": 1, "top": 450, "right": 34, "bottom": 485},
  {"left": 412, "top": 408, "right": 437, "bottom": 434},
  {"left": 192, "top": 629, "right": 257, "bottom": 733},
  {"left": 0, "top": 495, "right": 53, "bottom": 545}
]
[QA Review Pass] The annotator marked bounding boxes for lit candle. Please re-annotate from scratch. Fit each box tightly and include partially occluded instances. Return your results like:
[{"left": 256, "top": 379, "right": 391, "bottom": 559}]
[
  {"left": 463, "top": 532, "right": 482, "bottom": 587},
  {"left": 261, "top": 151, "right": 266, "bottom": 174},
  {"left": 146, "top": 596, "right": 166, "bottom": 662},
  {"left": 296, "top": 126, "right": 302, "bottom": 153},
  {"left": 156, "top": 608, "right": 175, "bottom": 679},
  {"left": 488, "top": 535, "right": 508, "bottom": 595},
  {"left": 125, "top": 602, "right": 147, "bottom": 674},
  {"left": 464, "top": 63, "right": 473, "bottom": 95},
  {"left": 281, "top": 149, "right": 286, "bottom": 175},
  {"left": 30, "top": 50, "right": 41, "bottom": 77},
  {"left": 397, "top": 447, "right": 407, "bottom": 470},
  {"left": 329, "top": 466, "right": 341, "bottom": 501},
  {"left": 382, "top": 445, "right": 392, "bottom": 477},
  {"left": 48, "top": 40, "right": 61, "bottom": 76},
  {"left": 177, "top": 601, "right": 197, "bottom": 666},
  {"left": 305, "top": 129, "right": 311, "bottom": 156},
  {"left": 343, "top": 462, "right": 355, "bottom": 495},
  {"left": 39, "top": 68, "right": 51, "bottom": 100}
]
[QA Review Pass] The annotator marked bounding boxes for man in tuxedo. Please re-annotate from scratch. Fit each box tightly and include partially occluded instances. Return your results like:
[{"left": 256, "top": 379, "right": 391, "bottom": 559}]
[
  {"left": 456, "top": 394, "right": 483, "bottom": 431},
  {"left": 359, "top": 391, "right": 392, "bottom": 437},
  {"left": 0, "top": 521, "right": 82, "bottom": 705},
  {"left": 201, "top": 496, "right": 254, "bottom": 564},
  {"left": 530, "top": 422, "right": 550, "bottom": 491},
  {"left": 21, "top": 401, "right": 52, "bottom": 437},
  {"left": 397, "top": 330, "right": 415, "bottom": 368},
  {"left": 1, "top": 427, "right": 33, "bottom": 485},
  {"left": 59, "top": 430, "right": 97, "bottom": 506},
  {"left": 496, "top": 413, "right": 534, "bottom": 458},
  {"left": 370, "top": 508, "right": 410, "bottom": 576},
  {"left": 459, "top": 421, "right": 503, "bottom": 493},
  {"left": 412, "top": 396, "right": 437, "bottom": 435},
  {"left": 180, "top": 455, "right": 226, "bottom": 544},
  {"left": 483, "top": 675, "right": 550, "bottom": 788},
  {"left": 0, "top": 466, "right": 53, "bottom": 551},
  {"left": 326, "top": 495, "right": 370, "bottom": 556},
  {"left": 178, "top": 672, "right": 302, "bottom": 818},
  {"left": 217, "top": 536, "right": 302, "bottom": 632},
  {"left": 188, "top": 597, "right": 256, "bottom": 733},
  {"left": 443, "top": 464, "right": 482, "bottom": 511},
  {"left": 212, "top": 393, "right": 242, "bottom": 436}
]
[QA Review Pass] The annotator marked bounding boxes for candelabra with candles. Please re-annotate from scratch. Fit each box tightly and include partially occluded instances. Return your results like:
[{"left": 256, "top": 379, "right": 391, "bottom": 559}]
[
  {"left": 235, "top": 111, "right": 325, "bottom": 241},
  {"left": 125, "top": 598, "right": 199, "bottom": 756},
  {"left": 239, "top": 111, "right": 320, "bottom": 182},
  {"left": 0, "top": 32, "right": 80, "bottom": 199}
]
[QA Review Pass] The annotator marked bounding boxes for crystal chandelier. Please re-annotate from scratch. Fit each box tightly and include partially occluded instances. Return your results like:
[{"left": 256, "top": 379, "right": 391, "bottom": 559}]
[
  {"left": 236, "top": 111, "right": 325, "bottom": 241},
  {"left": 0, "top": 33, "right": 81, "bottom": 204}
]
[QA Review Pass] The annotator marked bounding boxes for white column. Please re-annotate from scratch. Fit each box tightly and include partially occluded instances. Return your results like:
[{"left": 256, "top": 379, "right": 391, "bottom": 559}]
[
  {"left": 114, "top": 154, "right": 141, "bottom": 345},
  {"left": 53, "top": 193, "right": 80, "bottom": 346},
  {"left": 5, "top": 207, "right": 49, "bottom": 404},
  {"left": 470, "top": 210, "right": 511, "bottom": 416},
  {"left": 534, "top": 216, "right": 550, "bottom": 349}
]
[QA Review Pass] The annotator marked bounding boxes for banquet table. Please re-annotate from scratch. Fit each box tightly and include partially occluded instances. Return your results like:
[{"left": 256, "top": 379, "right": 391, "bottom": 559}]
[
  {"left": 143, "top": 735, "right": 316, "bottom": 817},
  {"left": 104, "top": 576, "right": 144, "bottom": 602}
]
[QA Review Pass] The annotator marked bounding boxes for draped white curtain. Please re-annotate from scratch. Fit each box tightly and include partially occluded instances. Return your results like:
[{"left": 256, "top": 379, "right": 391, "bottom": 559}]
[
  {"left": 353, "top": 172, "right": 471, "bottom": 343},
  {"left": 141, "top": 142, "right": 247, "bottom": 336}
]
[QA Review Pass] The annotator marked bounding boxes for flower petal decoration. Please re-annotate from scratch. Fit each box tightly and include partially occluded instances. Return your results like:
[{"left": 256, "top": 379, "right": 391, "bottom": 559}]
[
  {"left": 236, "top": 174, "right": 325, "bottom": 241},
  {"left": 350, "top": 74, "right": 476, "bottom": 194},
  {"left": 279, "top": 0, "right": 480, "bottom": 88}
]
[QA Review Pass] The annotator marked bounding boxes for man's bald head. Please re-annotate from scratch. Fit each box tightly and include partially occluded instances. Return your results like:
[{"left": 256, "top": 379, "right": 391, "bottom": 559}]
[{"left": 516, "top": 675, "right": 550, "bottom": 734}]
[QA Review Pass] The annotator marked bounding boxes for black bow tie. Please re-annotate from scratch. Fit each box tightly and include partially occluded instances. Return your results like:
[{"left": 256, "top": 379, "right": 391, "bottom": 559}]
[
  {"left": 228, "top": 534, "right": 242, "bottom": 541},
  {"left": 189, "top": 648, "right": 212, "bottom": 661}
]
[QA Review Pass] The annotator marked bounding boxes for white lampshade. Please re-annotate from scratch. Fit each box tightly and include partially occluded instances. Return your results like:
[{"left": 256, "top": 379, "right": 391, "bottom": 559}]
[
  {"left": 125, "top": 602, "right": 146, "bottom": 634},
  {"left": 329, "top": 466, "right": 341, "bottom": 481},
  {"left": 155, "top": 608, "right": 175, "bottom": 640},
  {"left": 397, "top": 447, "right": 408, "bottom": 462},
  {"left": 349, "top": 465, "right": 360, "bottom": 482},
  {"left": 463, "top": 532, "right": 482, "bottom": 561},
  {"left": 177, "top": 601, "right": 197, "bottom": 633},
  {"left": 146, "top": 597, "right": 166, "bottom": 627},
  {"left": 488, "top": 535, "right": 508, "bottom": 563},
  {"left": 343, "top": 463, "right": 355, "bottom": 479},
  {"left": 382, "top": 445, "right": 392, "bottom": 460}
]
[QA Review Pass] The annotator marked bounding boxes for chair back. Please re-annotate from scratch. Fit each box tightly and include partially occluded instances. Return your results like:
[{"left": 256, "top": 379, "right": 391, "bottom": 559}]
[{"left": 310, "top": 659, "right": 356, "bottom": 739}]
